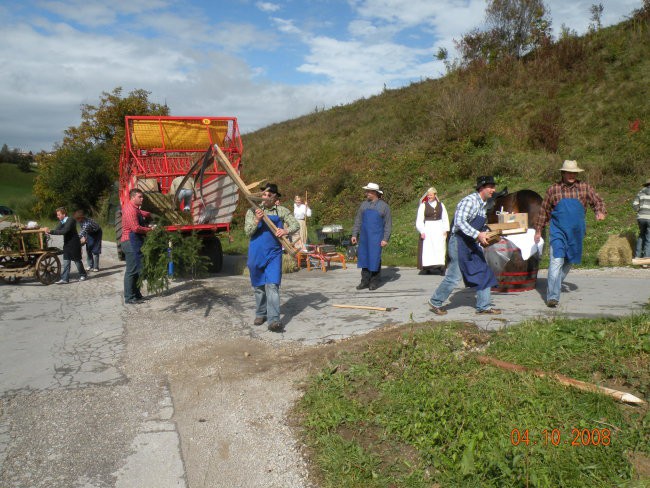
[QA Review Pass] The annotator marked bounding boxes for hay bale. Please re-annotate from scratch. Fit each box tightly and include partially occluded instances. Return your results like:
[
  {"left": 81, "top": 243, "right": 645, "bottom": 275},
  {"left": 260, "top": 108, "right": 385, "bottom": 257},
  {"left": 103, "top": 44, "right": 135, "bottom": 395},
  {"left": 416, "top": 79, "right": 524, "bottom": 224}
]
[{"left": 597, "top": 232, "right": 635, "bottom": 266}]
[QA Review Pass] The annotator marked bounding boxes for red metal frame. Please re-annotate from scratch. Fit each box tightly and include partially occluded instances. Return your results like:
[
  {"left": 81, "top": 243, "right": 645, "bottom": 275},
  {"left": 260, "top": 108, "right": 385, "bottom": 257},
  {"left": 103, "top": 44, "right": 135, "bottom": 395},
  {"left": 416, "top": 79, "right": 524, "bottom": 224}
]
[{"left": 118, "top": 116, "right": 242, "bottom": 235}]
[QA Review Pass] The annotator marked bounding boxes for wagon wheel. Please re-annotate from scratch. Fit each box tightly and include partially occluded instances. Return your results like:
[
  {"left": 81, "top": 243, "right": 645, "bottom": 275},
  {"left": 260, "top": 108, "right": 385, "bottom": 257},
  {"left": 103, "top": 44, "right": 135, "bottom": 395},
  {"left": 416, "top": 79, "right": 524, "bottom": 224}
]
[
  {"left": 35, "top": 252, "right": 61, "bottom": 285},
  {"left": 0, "top": 255, "right": 22, "bottom": 283}
]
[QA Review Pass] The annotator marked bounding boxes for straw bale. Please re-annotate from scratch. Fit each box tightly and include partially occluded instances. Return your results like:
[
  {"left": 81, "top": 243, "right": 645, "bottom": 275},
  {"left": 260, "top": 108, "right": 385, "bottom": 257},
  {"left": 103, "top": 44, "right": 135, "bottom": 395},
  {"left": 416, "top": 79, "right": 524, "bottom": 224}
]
[{"left": 597, "top": 232, "right": 635, "bottom": 266}]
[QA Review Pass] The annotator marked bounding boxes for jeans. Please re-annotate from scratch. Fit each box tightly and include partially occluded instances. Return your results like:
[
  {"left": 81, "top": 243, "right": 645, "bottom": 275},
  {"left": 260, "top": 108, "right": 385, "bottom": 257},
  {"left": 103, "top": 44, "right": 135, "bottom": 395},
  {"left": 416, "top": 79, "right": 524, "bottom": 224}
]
[
  {"left": 254, "top": 283, "right": 280, "bottom": 323},
  {"left": 547, "top": 244, "right": 572, "bottom": 303},
  {"left": 61, "top": 258, "right": 86, "bottom": 282},
  {"left": 122, "top": 240, "right": 142, "bottom": 301},
  {"left": 429, "top": 233, "right": 494, "bottom": 311},
  {"left": 636, "top": 218, "right": 650, "bottom": 258},
  {"left": 86, "top": 253, "right": 100, "bottom": 269}
]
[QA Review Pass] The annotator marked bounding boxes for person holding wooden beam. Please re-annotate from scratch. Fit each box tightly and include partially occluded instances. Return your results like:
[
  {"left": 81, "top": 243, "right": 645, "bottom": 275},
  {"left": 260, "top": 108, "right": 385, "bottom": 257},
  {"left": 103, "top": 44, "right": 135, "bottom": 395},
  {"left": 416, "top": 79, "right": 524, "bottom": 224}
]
[{"left": 244, "top": 183, "right": 300, "bottom": 332}]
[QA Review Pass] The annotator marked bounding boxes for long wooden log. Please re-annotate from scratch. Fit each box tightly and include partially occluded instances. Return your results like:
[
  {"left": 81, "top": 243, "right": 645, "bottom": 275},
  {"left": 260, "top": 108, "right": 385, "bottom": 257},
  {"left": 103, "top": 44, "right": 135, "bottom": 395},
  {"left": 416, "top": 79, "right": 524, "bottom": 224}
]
[
  {"left": 476, "top": 355, "right": 646, "bottom": 405},
  {"left": 211, "top": 144, "right": 296, "bottom": 256}
]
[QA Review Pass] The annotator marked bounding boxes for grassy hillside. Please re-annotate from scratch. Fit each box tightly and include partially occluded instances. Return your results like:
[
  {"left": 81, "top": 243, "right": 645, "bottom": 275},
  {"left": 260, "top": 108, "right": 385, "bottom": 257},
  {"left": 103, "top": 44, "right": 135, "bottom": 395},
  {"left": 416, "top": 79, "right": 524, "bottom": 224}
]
[
  {"left": 236, "top": 9, "right": 649, "bottom": 267},
  {"left": 0, "top": 163, "right": 37, "bottom": 219}
]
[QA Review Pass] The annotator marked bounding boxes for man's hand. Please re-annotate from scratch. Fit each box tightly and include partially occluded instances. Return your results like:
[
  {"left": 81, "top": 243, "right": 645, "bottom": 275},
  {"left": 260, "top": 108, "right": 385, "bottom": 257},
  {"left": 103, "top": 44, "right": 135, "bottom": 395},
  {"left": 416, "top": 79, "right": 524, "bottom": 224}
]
[
  {"left": 254, "top": 208, "right": 264, "bottom": 223},
  {"left": 380, "top": 240, "right": 388, "bottom": 247},
  {"left": 351, "top": 236, "right": 357, "bottom": 245},
  {"left": 420, "top": 233, "right": 426, "bottom": 239},
  {"left": 80, "top": 237, "right": 86, "bottom": 244},
  {"left": 42, "top": 227, "right": 50, "bottom": 233},
  {"left": 595, "top": 212, "right": 605, "bottom": 221},
  {"left": 534, "top": 231, "right": 541, "bottom": 244},
  {"left": 477, "top": 231, "right": 490, "bottom": 247},
  {"left": 275, "top": 228, "right": 288, "bottom": 238}
]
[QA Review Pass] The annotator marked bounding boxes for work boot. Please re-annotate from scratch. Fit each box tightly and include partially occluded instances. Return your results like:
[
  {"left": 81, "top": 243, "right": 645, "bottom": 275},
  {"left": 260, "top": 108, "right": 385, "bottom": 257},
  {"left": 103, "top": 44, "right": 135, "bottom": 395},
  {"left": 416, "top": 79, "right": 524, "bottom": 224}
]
[
  {"left": 356, "top": 281, "right": 369, "bottom": 290},
  {"left": 268, "top": 321, "right": 283, "bottom": 332},
  {"left": 254, "top": 317, "right": 266, "bottom": 326}
]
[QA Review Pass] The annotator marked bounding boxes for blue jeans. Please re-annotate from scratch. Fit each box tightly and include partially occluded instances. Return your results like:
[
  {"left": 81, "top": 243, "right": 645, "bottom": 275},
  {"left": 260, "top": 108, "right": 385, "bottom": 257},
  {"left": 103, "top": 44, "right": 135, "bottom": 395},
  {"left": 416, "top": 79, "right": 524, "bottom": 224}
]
[
  {"left": 254, "top": 284, "right": 280, "bottom": 323},
  {"left": 547, "top": 244, "right": 572, "bottom": 303},
  {"left": 61, "top": 258, "right": 86, "bottom": 282},
  {"left": 122, "top": 240, "right": 142, "bottom": 301},
  {"left": 636, "top": 218, "right": 650, "bottom": 258},
  {"left": 429, "top": 234, "right": 495, "bottom": 311}
]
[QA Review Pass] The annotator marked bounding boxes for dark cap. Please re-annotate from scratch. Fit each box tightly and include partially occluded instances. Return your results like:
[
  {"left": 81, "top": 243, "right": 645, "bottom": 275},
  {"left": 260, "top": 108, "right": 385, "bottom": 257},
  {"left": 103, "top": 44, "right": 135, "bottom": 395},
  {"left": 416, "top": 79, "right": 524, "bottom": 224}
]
[
  {"left": 476, "top": 175, "right": 496, "bottom": 190},
  {"left": 261, "top": 183, "right": 281, "bottom": 198}
]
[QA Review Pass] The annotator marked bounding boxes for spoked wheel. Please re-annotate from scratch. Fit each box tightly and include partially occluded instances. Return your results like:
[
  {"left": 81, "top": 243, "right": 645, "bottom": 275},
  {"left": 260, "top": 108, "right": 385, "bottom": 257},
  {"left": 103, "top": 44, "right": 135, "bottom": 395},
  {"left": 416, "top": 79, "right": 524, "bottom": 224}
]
[{"left": 36, "top": 252, "right": 61, "bottom": 285}]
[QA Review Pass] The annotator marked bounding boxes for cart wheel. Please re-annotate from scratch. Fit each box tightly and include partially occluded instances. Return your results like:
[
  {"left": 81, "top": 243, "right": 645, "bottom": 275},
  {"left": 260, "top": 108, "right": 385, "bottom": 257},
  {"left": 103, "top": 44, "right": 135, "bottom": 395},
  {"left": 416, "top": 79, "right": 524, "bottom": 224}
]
[{"left": 36, "top": 252, "right": 61, "bottom": 285}]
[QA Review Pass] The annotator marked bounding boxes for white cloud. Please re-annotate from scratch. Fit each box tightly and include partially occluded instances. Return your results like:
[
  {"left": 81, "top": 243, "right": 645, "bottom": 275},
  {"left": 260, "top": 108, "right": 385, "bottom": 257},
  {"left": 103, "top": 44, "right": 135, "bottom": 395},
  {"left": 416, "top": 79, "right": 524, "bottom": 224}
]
[{"left": 256, "top": 2, "right": 281, "bottom": 13}]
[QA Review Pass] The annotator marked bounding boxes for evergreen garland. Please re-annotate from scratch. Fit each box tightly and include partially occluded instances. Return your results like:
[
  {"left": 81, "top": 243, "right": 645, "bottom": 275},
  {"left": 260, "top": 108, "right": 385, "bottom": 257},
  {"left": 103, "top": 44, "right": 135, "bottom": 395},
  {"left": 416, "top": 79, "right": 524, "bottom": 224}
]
[{"left": 139, "top": 227, "right": 209, "bottom": 295}]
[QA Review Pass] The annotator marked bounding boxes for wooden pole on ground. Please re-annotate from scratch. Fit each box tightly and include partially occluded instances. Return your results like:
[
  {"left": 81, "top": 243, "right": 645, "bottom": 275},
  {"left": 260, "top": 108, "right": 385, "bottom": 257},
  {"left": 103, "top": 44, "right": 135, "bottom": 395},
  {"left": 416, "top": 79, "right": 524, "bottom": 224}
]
[
  {"left": 476, "top": 355, "right": 646, "bottom": 405},
  {"left": 332, "top": 304, "right": 396, "bottom": 312}
]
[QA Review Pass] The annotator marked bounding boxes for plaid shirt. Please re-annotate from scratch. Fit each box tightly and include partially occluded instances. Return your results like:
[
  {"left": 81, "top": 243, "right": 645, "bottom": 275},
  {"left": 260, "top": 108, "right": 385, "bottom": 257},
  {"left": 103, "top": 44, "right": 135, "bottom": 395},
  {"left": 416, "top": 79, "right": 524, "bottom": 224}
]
[
  {"left": 535, "top": 180, "right": 606, "bottom": 233},
  {"left": 121, "top": 202, "right": 152, "bottom": 242},
  {"left": 452, "top": 192, "right": 486, "bottom": 239},
  {"left": 78, "top": 217, "right": 101, "bottom": 239}
]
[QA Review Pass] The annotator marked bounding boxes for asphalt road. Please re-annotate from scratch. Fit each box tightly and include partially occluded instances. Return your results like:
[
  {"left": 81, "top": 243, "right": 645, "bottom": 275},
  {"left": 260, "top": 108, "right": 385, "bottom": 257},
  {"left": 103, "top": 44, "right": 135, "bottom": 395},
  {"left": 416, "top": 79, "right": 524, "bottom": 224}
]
[{"left": 1, "top": 238, "right": 648, "bottom": 487}]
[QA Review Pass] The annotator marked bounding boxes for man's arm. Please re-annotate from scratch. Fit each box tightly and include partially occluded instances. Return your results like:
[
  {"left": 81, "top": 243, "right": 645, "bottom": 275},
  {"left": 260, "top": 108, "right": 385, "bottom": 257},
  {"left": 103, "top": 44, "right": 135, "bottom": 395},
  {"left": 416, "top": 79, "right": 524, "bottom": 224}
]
[
  {"left": 382, "top": 202, "right": 392, "bottom": 243},
  {"left": 534, "top": 186, "right": 555, "bottom": 242},
  {"left": 586, "top": 184, "right": 606, "bottom": 220},
  {"left": 351, "top": 203, "right": 364, "bottom": 239},
  {"left": 453, "top": 196, "right": 479, "bottom": 240},
  {"left": 48, "top": 218, "right": 75, "bottom": 236},
  {"left": 279, "top": 207, "right": 300, "bottom": 235},
  {"left": 244, "top": 208, "right": 260, "bottom": 238}
]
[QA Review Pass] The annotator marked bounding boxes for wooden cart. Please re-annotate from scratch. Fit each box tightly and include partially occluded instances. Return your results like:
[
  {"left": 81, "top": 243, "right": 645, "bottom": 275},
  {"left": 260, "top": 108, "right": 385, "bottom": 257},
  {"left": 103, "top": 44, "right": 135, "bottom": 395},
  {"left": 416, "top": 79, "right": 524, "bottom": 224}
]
[{"left": 0, "top": 221, "right": 62, "bottom": 285}]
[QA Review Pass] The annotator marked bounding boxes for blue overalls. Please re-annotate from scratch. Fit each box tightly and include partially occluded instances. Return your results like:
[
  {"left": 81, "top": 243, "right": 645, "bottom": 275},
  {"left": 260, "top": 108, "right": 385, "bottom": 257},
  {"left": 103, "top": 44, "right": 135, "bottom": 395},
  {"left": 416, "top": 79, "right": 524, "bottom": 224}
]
[{"left": 357, "top": 206, "right": 385, "bottom": 286}]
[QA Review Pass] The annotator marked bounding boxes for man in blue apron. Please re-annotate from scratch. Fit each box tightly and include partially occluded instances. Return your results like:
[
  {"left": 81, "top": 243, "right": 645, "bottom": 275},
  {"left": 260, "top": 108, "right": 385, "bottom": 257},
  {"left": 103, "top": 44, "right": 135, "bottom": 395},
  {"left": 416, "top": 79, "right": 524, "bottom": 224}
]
[
  {"left": 351, "top": 182, "right": 392, "bottom": 290},
  {"left": 535, "top": 160, "right": 606, "bottom": 307},
  {"left": 428, "top": 176, "right": 501, "bottom": 315},
  {"left": 244, "top": 183, "right": 299, "bottom": 332}
]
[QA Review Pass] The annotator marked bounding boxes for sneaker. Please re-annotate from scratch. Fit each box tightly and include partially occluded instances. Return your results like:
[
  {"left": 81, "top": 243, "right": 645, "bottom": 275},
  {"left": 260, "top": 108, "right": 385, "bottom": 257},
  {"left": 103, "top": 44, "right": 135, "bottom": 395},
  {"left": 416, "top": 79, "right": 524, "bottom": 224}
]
[
  {"left": 91, "top": 268, "right": 99, "bottom": 272},
  {"left": 356, "top": 282, "right": 369, "bottom": 290},
  {"left": 79, "top": 276, "right": 87, "bottom": 281},
  {"left": 268, "top": 321, "right": 283, "bottom": 332},
  {"left": 546, "top": 299, "right": 558, "bottom": 308},
  {"left": 55, "top": 279, "right": 68, "bottom": 284},
  {"left": 428, "top": 302, "right": 448, "bottom": 315},
  {"left": 476, "top": 308, "right": 502, "bottom": 315},
  {"left": 253, "top": 317, "right": 266, "bottom": 326}
]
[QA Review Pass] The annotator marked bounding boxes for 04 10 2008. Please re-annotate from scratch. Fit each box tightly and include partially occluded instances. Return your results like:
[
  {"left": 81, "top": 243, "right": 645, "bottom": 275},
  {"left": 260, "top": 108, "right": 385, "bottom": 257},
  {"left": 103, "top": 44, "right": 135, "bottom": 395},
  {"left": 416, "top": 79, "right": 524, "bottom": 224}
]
[{"left": 510, "top": 427, "right": 612, "bottom": 446}]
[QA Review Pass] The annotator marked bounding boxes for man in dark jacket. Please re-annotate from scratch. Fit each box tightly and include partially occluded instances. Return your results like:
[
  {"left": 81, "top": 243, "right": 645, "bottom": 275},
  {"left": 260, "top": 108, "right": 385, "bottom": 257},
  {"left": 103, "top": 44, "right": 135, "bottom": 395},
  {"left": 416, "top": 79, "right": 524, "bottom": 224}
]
[
  {"left": 43, "top": 207, "right": 87, "bottom": 283},
  {"left": 633, "top": 177, "right": 650, "bottom": 259}
]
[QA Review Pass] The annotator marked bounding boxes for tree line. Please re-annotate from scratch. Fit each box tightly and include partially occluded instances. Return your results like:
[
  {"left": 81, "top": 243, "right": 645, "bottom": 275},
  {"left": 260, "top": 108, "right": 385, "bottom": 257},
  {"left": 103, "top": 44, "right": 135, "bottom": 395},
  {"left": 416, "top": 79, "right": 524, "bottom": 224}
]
[{"left": 0, "top": 144, "right": 34, "bottom": 172}]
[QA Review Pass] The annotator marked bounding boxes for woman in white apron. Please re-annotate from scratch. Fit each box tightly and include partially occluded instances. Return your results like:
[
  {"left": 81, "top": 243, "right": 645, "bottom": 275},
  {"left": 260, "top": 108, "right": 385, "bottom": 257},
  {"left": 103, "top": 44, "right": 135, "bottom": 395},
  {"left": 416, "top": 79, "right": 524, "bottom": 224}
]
[{"left": 416, "top": 187, "right": 449, "bottom": 275}]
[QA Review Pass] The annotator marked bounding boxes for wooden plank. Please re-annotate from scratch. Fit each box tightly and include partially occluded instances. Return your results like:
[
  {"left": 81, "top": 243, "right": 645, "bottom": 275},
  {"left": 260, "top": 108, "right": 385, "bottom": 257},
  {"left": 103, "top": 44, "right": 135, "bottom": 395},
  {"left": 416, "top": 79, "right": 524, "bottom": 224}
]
[{"left": 631, "top": 257, "right": 650, "bottom": 266}]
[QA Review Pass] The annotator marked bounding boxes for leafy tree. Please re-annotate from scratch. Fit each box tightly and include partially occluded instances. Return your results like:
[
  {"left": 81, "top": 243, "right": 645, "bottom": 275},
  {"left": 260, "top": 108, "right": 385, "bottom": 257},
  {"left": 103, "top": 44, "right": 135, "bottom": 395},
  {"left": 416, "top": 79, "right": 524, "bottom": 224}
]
[
  {"left": 33, "top": 87, "right": 169, "bottom": 215},
  {"left": 33, "top": 144, "right": 113, "bottom": 215},
  {"left": 62, "top": 87, "right": 169, "bottom": 172},
  {"left": 456, "top": 0, "right": 551, "bottom": 65}
]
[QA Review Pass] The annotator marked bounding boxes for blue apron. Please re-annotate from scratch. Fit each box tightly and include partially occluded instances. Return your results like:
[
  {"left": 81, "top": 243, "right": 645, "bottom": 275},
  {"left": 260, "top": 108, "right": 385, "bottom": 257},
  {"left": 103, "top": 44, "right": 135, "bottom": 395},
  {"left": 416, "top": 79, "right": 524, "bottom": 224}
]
[
  {"left": 357, "top": 208, "right": 384, "bottom": 272},
  {"left": 248, "top": 214, "right": 283, "bottom": 287},
  {"left": 550, "top": 198, "right": 585, "bottom": 264},
  {"left": 457, "top": 215, "right": 498, "bottom": 290},
  {"left": 129, "top": 211, "right": 147, "bottom": 269}
]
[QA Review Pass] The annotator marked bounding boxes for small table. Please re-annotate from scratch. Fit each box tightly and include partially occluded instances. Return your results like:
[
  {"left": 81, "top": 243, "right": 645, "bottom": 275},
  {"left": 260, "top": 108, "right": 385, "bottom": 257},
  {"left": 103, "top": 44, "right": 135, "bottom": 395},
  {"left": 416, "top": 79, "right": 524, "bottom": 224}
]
[{"left": 296, "top": 245, "right": 347, "bottom": 272}]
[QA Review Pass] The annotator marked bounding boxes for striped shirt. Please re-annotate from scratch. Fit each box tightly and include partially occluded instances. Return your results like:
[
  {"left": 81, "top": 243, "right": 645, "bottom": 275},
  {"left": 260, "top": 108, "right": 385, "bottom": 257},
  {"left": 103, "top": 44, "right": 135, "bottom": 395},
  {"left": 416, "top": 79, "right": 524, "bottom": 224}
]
[
  {"left": 535, "top": 180, "right": 606, "bottom": 233},
  {"left": 633, "top": 186, "right": 650, "bottom": 220},
  {"left": 452, "top": 192, "right": 486, "bottom": 239}
]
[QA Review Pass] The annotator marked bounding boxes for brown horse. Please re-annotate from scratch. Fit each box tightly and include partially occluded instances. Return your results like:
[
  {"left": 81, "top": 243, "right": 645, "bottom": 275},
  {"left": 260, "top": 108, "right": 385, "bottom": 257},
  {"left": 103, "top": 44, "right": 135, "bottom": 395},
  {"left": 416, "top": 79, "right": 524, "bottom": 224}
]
[{"left": 487, "top": 189, "right": 543, "bottom": 229}]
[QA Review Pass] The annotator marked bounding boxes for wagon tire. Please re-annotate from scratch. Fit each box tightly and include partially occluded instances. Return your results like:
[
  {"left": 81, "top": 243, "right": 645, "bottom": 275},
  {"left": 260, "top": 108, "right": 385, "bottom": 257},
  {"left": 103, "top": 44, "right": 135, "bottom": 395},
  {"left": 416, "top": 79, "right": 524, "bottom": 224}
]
[
  {"left": 202, "top": 235, "right": 223, "bottom": 273},
  {"left": 36, "top": 252, "right": 61, "bottom": 285},
  {"left": 115, "top": 209, "right": 125, "bottom": 261}
]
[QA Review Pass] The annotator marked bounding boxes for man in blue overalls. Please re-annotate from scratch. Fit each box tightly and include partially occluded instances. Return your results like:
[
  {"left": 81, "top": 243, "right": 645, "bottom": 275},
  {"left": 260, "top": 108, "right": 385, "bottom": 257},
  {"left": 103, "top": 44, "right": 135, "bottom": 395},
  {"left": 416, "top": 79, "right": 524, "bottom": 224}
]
[
  {"left": 244, "top": 183, "right": 299, "bottom": 332},
  {"left": 534, "top": 160, "right": 606, "bottom": 307},
  {"left": 351, "top": 182, "right": 392, "bottom": 291},
  {"left": 428, "top": 176, "right": 501, "bottom": 315}
]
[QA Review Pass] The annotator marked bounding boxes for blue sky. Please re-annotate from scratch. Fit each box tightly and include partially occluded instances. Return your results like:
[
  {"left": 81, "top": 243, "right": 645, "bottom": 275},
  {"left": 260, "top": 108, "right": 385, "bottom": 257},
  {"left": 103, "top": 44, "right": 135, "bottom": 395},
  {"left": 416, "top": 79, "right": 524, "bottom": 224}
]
[{"left": 0, "top": 0, "right": 642, "bottom": 153}]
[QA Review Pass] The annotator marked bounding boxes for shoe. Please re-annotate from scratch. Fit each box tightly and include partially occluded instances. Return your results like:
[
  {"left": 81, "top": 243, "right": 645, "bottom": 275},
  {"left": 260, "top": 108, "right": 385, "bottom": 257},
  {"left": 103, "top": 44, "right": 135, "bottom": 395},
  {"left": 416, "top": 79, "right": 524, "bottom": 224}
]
[
  {"left": 546, "top": 299, "right": 558, "bottom": 308},
  {"left": 125, "top": 298, "right": 144, "bottom": 305},
  {"left": 91, "top": 268, "right": 99, "bottom": 272},
  {"left": 476, "top": 308, "right": 502, "bottom": 315},
  {"left": 79, "top": 276, "right": 87, "bottom": 281},
  {"left": 253, "top": 317, "right": 266, "bottom": 326},
  {"left": 268, "top": 321, "right": 283, "bottom": 332},
  {"left": 55, "top": 279, "right": 69, "bottom": 284},
  {"left": 356, "top": 282, "right": 369, "bottom": 290},
  {"left": 428, "top": 302, "right": 448, "bottom": 315},
  {"left": 183, "top": 207, "right": 191, "bottom": 212},
  {"left": 368, "top": 283, "right": 379, "bottom": 290}
]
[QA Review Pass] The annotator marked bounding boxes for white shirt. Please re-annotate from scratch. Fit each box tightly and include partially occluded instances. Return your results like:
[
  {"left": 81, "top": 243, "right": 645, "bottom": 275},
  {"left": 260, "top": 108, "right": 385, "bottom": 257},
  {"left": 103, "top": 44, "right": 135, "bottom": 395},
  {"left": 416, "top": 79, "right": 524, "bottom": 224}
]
[{"left": 293, "top": 203, "right": 312, "bottom": 220}]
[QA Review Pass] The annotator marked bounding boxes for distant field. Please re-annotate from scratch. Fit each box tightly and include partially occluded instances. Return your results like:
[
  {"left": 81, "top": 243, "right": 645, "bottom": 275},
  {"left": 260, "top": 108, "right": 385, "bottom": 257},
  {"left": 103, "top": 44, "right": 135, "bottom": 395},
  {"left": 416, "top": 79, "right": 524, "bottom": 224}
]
[{"left": 0, "top": 162, "right": 37, "bottom": 219}]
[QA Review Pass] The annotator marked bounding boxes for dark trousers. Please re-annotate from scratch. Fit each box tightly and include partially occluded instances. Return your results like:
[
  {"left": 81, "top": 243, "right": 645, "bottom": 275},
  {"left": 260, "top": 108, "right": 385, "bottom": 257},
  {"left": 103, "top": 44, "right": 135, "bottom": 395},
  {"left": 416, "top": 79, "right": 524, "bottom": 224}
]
[
  {"left": 360, "top": 267, "right": 381, "bottom": 286},
  {"left": 122, "top": 240, "right": 142, "bottom": 301}
]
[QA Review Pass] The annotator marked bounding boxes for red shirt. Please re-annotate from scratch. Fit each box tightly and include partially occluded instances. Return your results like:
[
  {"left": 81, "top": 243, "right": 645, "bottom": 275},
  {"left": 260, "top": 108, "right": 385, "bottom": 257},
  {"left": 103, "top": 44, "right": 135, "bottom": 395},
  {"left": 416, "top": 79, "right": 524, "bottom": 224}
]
[{"left": 121, "top": 201, "right": 152, "bottom": 242}]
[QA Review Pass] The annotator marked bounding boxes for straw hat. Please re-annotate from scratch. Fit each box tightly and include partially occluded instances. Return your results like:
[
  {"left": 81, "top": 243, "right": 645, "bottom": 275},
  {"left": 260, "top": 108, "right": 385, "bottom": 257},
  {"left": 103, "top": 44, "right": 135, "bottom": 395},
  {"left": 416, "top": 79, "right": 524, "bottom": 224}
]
[
  {"left": 362, "top": 182, "right": 383, "bottom": 194},
  {"left": 559, "top": 160, "right": 584, "bottom": 172}
]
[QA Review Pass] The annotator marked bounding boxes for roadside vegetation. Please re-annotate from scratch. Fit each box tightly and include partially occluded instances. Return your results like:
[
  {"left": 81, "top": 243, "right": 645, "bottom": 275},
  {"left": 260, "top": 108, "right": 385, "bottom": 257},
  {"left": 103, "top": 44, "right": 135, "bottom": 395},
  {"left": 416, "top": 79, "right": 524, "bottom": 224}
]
[{"left": 296, "top": 314, "right": 650, "bottom": 487}]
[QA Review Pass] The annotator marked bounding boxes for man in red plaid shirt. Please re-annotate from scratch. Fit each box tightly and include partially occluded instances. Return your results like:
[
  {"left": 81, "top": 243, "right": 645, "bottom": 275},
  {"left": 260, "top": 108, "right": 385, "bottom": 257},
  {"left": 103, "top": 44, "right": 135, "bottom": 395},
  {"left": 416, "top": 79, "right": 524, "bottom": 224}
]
[
  {"left": 121, "top": 189, "right": 155, "bottom": 304},
  {"left": 534, "top": 160, "right": 606, "bottom": 308}
]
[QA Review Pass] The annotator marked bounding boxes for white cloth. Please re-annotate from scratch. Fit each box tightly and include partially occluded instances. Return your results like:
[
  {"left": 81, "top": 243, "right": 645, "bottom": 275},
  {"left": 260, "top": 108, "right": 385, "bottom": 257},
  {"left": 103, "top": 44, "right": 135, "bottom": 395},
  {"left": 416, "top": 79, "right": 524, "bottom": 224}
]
[
  {"left": 503, "top": 228, "right": 544, "bottom": 260},
  {"left": 293, "top": 203, "right": 312, "bottom": 220},
  {"left": 415, "top": 200, "right": 450, "bottom": 267}
]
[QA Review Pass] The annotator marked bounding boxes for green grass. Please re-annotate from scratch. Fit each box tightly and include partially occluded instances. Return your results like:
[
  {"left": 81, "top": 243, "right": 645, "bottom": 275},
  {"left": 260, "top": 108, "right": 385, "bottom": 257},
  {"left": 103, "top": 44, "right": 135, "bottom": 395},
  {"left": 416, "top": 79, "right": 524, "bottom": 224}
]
[
  {"left": 0, "top": 162, "right": 38, "bottom": 219},
  {"left": 296, "top": 316, "right": 650, "bottom": 487}
]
